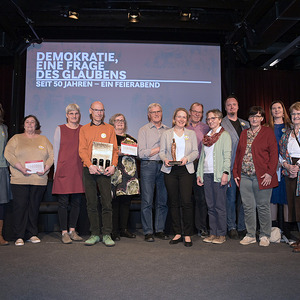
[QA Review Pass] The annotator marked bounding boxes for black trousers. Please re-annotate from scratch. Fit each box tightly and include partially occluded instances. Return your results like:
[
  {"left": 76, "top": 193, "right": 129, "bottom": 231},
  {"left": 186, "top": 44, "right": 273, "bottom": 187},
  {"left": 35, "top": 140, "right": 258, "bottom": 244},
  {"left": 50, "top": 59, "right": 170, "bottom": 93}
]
[
  {"left": 11, "top": 184, "right": 46, "bottom": 240},
  {"left": 164, "top": 166, "right": 194, "bottom": 236},
  {"left": 112, "top": 195, "right": 131, "bottom": 233},
  {"left": 57, "top": 193, "right": 82, "bottom": 231},
  {"left": 193, "top": 161, "right": 208, "bottom": 231}
]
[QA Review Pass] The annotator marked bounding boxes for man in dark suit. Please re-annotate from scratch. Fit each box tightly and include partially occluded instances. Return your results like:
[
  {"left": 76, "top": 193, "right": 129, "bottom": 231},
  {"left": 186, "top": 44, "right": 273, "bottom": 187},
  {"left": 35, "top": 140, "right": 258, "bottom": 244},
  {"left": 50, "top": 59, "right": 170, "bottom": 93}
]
[{"left": 221, "top": 95, "right": 249, "bottom": 239}]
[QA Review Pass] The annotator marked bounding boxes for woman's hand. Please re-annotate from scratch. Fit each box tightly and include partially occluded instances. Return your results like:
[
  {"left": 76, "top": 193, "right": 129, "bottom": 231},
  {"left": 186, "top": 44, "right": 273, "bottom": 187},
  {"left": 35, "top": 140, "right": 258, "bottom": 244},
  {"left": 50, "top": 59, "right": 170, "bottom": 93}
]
[
  {"left": 288, "top": 164, "right": 299, "bottom": 178},
  {"left": 221, "top": 173, "right": 228, "bottom": 186},
  {"left": 37, "top": 165, "right": 50, "bottom": 176},
  {"left": 180, "top": 157, "right": 188, "bottom": 165},
  {"left": 261, "top": 173, "right": 272, "bottom": 186},
  {"left": 234, "top": 177, "right": 240, "bottom": 188},
  {"left": 15, "top": 162, "right": 31, "bottom": 176},
  {"left": 197, "top": 176, "right": 203, "bottom": 186},
  {"left": 283, "top": 162, "right": 299, "bottom": 178}
]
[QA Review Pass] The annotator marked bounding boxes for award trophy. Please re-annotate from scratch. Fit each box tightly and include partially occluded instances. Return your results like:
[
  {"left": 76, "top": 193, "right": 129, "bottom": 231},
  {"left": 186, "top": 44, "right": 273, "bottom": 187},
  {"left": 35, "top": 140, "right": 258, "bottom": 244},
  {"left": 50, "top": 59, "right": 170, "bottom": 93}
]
[
  {"left": 91, "top": 142, "right": 113, "bottom": 174},
  {"left": 169, "top": 138, "right": 182, "bottom": 166}
]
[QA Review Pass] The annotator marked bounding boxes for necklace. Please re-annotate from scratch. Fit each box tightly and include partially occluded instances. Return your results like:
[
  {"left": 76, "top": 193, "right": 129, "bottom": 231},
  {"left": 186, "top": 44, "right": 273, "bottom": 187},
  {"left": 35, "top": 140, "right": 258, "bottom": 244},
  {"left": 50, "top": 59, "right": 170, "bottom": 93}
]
[{"left": 250, "top": 126, "right": 261, "bottom": 136}]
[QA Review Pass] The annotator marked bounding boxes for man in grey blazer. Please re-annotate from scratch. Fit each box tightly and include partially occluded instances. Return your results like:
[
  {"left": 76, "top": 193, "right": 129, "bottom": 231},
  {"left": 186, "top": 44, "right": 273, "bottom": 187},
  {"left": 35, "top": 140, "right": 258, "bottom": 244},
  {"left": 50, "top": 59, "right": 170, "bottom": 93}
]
[{"left": 221, "top": 95, "right": 249, "bottom": 239}]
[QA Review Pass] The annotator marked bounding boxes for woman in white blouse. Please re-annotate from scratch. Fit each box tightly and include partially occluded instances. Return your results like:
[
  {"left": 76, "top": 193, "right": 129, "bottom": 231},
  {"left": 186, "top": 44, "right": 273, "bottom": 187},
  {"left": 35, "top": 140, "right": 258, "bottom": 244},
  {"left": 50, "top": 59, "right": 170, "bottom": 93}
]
[{"left": 160, "top": 108, "right": 198, "bottom": 247}]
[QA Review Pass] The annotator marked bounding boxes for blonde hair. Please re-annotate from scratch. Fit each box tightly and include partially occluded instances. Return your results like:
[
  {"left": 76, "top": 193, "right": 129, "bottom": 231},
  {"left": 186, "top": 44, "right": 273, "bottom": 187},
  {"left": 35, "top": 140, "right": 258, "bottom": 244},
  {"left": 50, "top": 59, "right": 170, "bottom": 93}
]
[{"left": 172, "top": 108, "right": 189, "bottom": 127}]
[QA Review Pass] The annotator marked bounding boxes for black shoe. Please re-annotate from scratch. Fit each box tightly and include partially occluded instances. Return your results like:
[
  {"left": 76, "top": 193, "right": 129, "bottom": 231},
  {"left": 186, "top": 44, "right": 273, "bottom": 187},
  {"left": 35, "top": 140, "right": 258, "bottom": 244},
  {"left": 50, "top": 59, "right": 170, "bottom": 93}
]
[
  {"left": 228, "top": 229, "right": 239, "bottom": 240},
  {"left": 198, "top": 229, "right": 209, "bottom": 238},
  {"left": 145, "top": 234, "right": 154, "bottom": 242},
  {"left": 120, "top": 229, "right": 136, "bottom": 239},
  {"left": 184, "top": 237, "right": 193, "bottom": 247},
  {"left": 155, "top": 232, "right": 170, "bottom": 240},
  {"left": 169, "top": 236, "right": 183, "bottom": 245},
  {"left": 238, "top": 229, "right": 247, "bottom": 239},
  {"left": 111, "top": 233, "right": 120, "bottom": 241}
]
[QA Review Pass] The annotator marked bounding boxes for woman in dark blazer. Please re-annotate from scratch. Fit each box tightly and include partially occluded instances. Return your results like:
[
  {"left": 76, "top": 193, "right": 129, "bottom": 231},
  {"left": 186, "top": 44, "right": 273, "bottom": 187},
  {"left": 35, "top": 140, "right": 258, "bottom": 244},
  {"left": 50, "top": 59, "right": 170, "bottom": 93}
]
[{"left": 160, "top": 108, "right": 198, "bottom": 247}]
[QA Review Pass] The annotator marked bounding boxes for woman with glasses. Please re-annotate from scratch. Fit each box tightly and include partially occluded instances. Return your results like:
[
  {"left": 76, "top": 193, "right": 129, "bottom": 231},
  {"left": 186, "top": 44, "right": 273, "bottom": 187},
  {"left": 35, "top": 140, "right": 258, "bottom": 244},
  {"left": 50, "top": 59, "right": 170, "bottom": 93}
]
[
  {"left": 197, "top": 109, "right": 231, "bottom": 245},
  {"left": 109, "top": 113, "right": 139, "bottom": 241},
  {"left": 233, "top": 106, "right": 278, "bottom": 247},
  {"left": 4, "top": 115, "right": 53, "bottom": 246},
  {"left": 279, "top": 102, "right": 300, "bottom": 253}
]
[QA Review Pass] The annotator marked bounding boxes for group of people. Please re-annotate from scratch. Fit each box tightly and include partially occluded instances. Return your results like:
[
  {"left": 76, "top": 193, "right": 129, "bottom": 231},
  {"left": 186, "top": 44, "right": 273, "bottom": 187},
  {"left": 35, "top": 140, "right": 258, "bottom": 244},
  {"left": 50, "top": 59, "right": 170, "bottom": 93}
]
[{"left": 0, "top": 97, "right": 299, "bottom": 252}]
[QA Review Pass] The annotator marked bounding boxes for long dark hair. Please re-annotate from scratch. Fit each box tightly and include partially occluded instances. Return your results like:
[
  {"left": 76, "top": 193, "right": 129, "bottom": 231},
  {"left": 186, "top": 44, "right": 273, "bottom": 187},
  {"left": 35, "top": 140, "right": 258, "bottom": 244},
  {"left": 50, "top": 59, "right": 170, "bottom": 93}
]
[{"left": 268, "top": 100, "right": 291, "bottom": 130}]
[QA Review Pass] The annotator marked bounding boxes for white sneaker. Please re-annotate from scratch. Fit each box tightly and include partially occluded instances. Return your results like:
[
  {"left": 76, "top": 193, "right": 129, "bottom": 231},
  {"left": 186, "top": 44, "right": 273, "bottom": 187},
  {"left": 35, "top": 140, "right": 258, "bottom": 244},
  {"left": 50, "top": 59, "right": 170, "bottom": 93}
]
[
  {"left": 15, "top": 238, "right": 24, "bottom": 246},
  {"left": 240, "top": 236, "right": 256, "bottom": 245},
  {"left": 259, "top": 236, "right": 270, "bottom": 247},
  {"left": 27, "top": 236, "right": 41, "bottom": 243}
]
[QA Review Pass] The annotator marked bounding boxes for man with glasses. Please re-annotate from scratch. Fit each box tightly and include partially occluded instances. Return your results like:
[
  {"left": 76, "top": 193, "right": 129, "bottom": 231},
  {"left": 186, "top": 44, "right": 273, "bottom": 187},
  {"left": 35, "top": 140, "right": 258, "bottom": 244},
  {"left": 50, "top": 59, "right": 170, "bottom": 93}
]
[
  {"left": 187, "top": 102, "right": 210, "bottom": 238},
  {"left": 221, "top": 95, "right": 249, "bottom": 239},
  {"left": 138, "top": 103, "right": 169, "bottom": 242},
  {"left": 79, "top": 101, "right": 118, "bottom": 247}
]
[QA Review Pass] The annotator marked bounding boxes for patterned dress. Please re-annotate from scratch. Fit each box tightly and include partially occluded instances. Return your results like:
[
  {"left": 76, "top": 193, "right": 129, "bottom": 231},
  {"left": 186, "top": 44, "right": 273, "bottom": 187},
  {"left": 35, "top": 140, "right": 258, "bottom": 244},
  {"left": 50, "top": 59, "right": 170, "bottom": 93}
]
[{"left": 111, "top": 134, "right": 140, "bottom": 198}]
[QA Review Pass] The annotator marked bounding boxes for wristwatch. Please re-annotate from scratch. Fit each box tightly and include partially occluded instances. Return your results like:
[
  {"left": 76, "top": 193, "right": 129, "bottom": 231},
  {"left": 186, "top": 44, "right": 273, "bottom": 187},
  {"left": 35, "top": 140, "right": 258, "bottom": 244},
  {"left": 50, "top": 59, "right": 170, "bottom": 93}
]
[{"left": 223, "top": 171, "right": 229, "bottom": 175}]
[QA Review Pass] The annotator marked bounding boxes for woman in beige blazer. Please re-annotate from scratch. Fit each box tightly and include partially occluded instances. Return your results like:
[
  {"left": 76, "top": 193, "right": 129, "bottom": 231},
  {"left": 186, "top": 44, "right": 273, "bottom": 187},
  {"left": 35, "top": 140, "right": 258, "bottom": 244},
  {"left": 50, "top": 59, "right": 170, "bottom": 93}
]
[{"left": 160, "top": 108, "right": 198, "bottom": 247}]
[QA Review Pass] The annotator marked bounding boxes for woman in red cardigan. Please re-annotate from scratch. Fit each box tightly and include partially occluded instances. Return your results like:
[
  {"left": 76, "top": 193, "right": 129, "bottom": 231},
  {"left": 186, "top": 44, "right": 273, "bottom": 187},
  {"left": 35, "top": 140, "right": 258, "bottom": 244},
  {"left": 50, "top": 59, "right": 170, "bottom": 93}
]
[{"left": 233, "top": 106, "right": 278, "bottom": 247}]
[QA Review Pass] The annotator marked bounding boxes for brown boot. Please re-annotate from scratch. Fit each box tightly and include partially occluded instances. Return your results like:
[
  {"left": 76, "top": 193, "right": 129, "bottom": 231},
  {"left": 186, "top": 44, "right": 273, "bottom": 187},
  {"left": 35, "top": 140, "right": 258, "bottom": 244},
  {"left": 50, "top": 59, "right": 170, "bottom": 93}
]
[
  {"left": 292, "top": 240, "right": 300, "bottom": 253},
  {"left": 0, "top": 220, "right": 9, "bottom": 246}
]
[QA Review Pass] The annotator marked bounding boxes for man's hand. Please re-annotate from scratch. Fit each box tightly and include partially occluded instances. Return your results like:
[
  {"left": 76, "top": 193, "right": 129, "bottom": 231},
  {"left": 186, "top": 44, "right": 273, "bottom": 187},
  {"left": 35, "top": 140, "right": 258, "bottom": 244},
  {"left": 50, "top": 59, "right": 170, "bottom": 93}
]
[
  {"left": 104, "top": 165, "right": 115, "bottom": 176},
  {"left": 89, "top": 164, "right": 102, "bottom": 175}
]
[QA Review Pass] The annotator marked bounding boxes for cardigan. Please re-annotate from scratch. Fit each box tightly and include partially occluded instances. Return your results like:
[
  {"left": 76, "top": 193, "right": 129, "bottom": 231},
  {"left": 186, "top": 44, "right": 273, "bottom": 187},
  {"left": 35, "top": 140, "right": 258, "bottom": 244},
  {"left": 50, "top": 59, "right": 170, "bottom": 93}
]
[
  {"left": 197, "top": 128, "right": 232, "bottom": 182},
  {"left": 233, "top": 126, "right": 278, "bottom": 190},
  {"left": 159, "top": 127, "right": 198, "bottom": 174}
]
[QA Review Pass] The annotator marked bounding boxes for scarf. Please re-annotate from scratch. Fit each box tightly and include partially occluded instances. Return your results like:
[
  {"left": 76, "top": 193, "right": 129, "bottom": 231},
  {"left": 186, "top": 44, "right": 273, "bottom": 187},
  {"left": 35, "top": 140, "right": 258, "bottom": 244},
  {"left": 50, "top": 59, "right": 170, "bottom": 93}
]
[{"left": 202, "top": 127, "right": 225, "bottom": 147}]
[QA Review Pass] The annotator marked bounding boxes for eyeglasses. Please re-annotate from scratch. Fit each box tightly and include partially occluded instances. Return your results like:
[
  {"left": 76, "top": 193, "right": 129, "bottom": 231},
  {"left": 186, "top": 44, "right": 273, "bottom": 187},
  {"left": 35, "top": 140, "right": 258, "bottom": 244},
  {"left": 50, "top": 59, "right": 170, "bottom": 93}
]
[
  {"left": 91, "top": 108, "right": 105, "bottom": 113},
  {"left": 191, "top": 109, "right": 203, "bottom": 114},
  {"left": 249, "top": 115, "right": 262, "bottom": 119},
  {"left": 149, "top": 110, "right": 162, "bottom": 114},
  {"left": 115, "top": 119, "right": 125, "bottom": 123},
  {"left": 291, "top": 113, "right": 300, "bottom": 117},
  {"left": 206, "top": 117, "right": 218, "bottom": 121}
]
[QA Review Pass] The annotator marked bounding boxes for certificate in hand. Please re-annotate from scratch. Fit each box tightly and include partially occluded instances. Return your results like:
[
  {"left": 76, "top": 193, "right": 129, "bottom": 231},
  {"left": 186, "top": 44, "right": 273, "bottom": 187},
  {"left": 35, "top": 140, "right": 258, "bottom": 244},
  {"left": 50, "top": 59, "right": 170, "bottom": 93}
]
[
  {"left": 121, "top": 143, "right": 138, "bottom": 156},
  {"left": 25, "top": 160, "right": 44, "bottom": 174}
]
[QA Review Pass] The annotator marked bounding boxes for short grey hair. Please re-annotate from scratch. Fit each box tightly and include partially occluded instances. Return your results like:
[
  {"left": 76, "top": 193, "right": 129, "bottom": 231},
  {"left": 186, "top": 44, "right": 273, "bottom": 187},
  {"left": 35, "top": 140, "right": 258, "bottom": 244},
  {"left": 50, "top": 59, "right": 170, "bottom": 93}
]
[
  {"left": 66, "top": 103, "right": 80, "bottom": 114},
  {"left": 109, "top": 113, "right": 128, "bottom": 133},
  {"left": 147, "top": 103, "right": 162, "bottom": 113}
]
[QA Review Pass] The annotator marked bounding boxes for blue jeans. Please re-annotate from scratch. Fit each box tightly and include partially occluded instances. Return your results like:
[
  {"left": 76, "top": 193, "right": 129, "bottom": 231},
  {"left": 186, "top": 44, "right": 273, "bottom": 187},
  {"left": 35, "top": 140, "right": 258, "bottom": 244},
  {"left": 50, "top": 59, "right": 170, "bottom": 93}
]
[
  {"left": 240, "top": 174, "right": 272, "bottom": 238},
  {"left": 226, "top": 176, "right": 246, "bottom": 231},
  {"left": 140, "top": 161, "right": 168, "bottom": 235}
]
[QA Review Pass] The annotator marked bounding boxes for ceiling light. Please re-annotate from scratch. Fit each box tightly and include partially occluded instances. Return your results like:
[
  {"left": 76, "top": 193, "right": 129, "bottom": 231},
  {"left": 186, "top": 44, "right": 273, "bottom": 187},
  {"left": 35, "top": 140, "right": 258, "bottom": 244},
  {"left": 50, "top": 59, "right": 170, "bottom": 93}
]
[
  {"left": 269, "top": 58, "right": 281, "bottom": 67},
  {"left": 180, "top": 11, "right": 191, "bottom": 21},
  {"left": 128, "top": 10, "right": 140, "bottom": 23},
  {"left": 68, "top": 11, "right": 79, "bottom": 20}
]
